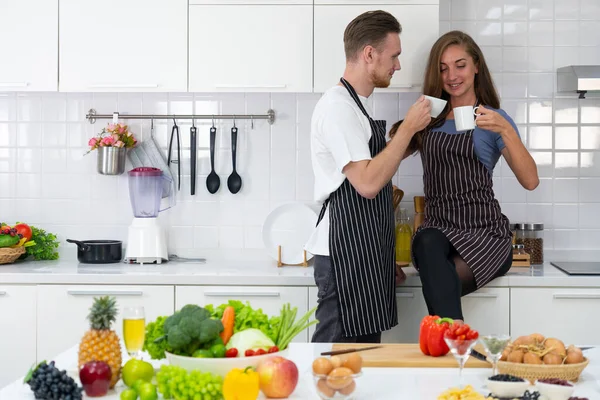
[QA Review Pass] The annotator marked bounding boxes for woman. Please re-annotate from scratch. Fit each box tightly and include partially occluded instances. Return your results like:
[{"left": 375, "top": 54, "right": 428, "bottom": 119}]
[{"left": 390, "top": 31, "right": 539, "bottom": 322}]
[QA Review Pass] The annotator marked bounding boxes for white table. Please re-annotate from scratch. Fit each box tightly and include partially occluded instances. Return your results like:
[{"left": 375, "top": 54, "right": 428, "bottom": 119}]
[{"left": 2, "top": 343, "right": 599, "bottom": 399}]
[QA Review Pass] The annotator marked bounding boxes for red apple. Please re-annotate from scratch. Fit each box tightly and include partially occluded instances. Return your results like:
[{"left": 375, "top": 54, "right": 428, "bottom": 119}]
[
  {"left": 79, "top": 361, "right": 112, "bottom": 397},
  {"left": 256, "top": 356, "right": 299, "bottom": 398}
]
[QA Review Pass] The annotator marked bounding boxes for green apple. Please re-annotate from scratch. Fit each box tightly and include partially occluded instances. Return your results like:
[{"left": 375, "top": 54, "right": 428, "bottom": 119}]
[
  {"left": 138, "top": 382, "right": 158, "bottom": 400},
  {"left": 132, "top": 379, "right": 146, "bottom": 394},
  {"left": 120, "top": 388, "right": 138, "bottom": 400},
  {"left": 121, "top": 359, "right": 155, "bottom": 387}
]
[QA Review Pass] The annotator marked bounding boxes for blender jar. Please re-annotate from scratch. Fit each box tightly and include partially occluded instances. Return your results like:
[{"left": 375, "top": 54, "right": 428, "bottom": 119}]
[{"left": 128, "top": 167, "right": 175, "bottom": 217}]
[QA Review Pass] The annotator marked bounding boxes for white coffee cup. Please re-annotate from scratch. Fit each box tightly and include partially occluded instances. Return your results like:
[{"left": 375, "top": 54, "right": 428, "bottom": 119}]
[
  {"left": 454, "top": 105, "right": 481, "bottom": 132},
  {"left": 424, "top": 95, "right": 447, "bottom": 118}
]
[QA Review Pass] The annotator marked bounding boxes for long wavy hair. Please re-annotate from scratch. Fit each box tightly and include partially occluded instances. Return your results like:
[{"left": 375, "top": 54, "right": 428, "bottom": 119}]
[{"left": 393, "top": 30, "right": 500, "bottom": 153}]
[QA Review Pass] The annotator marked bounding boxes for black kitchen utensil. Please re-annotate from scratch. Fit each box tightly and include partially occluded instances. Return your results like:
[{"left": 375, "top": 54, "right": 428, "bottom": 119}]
[
  {"left": 190, "top": 123, "right": 197, "bottom": 195},
  {"left": 167, "top": 118, "right": 181, "bottom": 191},
  {"left": 227, "top": 123, "right": 242, "bottom": 194},
  {"left": 66, "top": 239, "right": 122, "bottom": 264},
  {"left": 206, "top": 124, "right": 220, "bottom": 194}
]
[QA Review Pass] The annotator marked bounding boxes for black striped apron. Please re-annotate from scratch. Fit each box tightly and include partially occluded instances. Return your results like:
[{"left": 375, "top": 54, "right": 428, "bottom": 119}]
[
  {"left": 315, "top": 78, "right": 397, "bottom": 337},
  {"left": 415, "top": 128, "right": 512, "bottom": 287}
]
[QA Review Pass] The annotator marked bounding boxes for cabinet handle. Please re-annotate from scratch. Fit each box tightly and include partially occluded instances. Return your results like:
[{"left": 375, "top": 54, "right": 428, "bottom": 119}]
[
  {"left": 214, "top": 84, "right": 287, "bottom": 89},
  {"left": 0, "top": 291, "right": 6, "bottom": 296},
  {"left": 204, "top": 291, "right": 281, "bottom": 298},
  {"left": 67, "top": 290, "right": 144, "bottom": 296},
  {"left": 89, "top": 84, "right": 159, "bottom": 89},
  {"left": 466, "top": 293, "right": 498, "bottom": 298},
  {"left": 395, "top": 292, "right": 414, "bottom": 298},
  {"left": 553, "top": 294, "right": 600, "bottom": 300},
  {"left": 0, "top": 82, "right": 29, "bottom": 87}
]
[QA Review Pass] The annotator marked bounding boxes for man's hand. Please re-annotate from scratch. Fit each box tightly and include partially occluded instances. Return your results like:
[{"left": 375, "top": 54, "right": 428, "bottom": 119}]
[
  {"left": 399, "top": 96, "right": 432, "bottom": 136},
  {"left": 396, "top": 264, "right": 407, "bottom": 285}
]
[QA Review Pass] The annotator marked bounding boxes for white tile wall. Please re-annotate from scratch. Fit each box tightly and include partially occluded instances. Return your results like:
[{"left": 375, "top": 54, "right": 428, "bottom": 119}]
[{"left": 1, "top": 0, "right": 600, "bottom": 259}]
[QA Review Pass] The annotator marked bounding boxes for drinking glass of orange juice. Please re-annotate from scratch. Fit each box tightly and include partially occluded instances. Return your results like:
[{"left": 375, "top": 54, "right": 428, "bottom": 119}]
[{"left": 123, "top": 306, "right": 145, "bottom": 359}]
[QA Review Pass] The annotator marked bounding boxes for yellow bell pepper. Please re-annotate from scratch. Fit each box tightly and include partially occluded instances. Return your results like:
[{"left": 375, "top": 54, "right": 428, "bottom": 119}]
[{"left": 223, "top": 366, "right": 260, "bottom": 400}]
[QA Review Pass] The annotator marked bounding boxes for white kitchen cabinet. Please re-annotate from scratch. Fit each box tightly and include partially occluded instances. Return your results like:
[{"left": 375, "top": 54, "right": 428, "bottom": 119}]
[
  {"left": 382, "top": 288, "right": 429, "bottom": 343},
  {"left": 314, "top": 3, "right": 439, "bottom": 93},
  {"left": 176, "top": 286, "right": 310, "bottom": 342},
  {"left": 462, "top": 288, "right": 510, "bottom": 336},
  {"left": 0, "top": 0, "right": 58, "bottom": 91},
  {"left": 191, "top": 1, "right": 311, "bottom": 3},
  {"left": 189, "top": 5, "right": 312, "bottom": 92},
  {"left": 0, "top": 285, "right": 36, "bottom": 388},
  {"left": 59, "top": 0, "right": 187, "bottom": 92},
  {"left": 36, "top": 285, "right": 174, "bottom": 362},
  {"left": 511, "top": 288, "right": 600, "bottom": 345}
]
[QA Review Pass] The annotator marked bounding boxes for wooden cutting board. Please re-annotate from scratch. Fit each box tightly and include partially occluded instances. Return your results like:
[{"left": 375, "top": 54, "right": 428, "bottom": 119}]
[{"left": 330, "top": 343, "right": 490, "bottom": 368}]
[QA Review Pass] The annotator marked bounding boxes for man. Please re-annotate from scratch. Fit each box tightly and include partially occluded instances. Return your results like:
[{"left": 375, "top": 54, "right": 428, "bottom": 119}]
[{"left": 306, "top": 10, "right": 431, "bottom": 343}]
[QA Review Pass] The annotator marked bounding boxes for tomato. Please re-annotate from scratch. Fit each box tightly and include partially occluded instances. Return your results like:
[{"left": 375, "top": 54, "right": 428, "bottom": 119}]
[
  {"left": 225, "top": 348, "right": 238, "bottom": 358},
  {"left": 267, "top": 346, "right": 279, "bottom": 354},
  {"left": 466, "top": 330, "right": 479, "bottom": 340},
  {"left": 255, "top": 349, "right": 266, "bottom": 356},
  {"left": 13, "top": 223, "right": 32, "bottom": 241},
  {"left": 244, "top": 349, "right": 255, "bottom": 357}
]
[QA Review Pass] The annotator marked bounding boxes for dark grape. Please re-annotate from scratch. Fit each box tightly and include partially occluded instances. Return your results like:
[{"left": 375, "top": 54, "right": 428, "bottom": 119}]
[
  {"left": 26, "top": 361, "right": 82, "bottom": 400},
  {"left": 538, "top": 378, "right": 573, "bottom": 387},
  {"left": 489, "top": 374, "right": 525, "bottom": 382}
]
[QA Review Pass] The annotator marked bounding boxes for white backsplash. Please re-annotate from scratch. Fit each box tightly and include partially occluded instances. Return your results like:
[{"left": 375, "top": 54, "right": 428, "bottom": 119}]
[{"left": 1, "top": 0, "right": 600, "bottom": 259}]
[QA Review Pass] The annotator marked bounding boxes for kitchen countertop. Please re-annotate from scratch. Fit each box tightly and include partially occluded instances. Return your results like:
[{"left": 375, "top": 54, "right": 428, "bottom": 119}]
[
  {"left": 1, "top": 249, "right": 600, "bottom": 287},
  {"left": 1, "top": 343, "right": 599, "bottom": 399}
]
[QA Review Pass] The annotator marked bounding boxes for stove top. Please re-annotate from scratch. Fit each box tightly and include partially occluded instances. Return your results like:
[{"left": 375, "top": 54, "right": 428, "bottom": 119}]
[{"left": 551, "top": 261, "right": 600, "bottom": 276}]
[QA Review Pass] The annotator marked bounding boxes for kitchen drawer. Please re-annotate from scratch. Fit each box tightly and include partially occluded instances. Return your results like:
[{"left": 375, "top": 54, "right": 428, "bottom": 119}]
[
  {"left": 176, "top": 286, "right": 310, "bottom": 342},
  {"left": 462, "top": 288, "right": 510, "bottom": 336},
  {"left": 0, "top": 285, "right": 36, "bottom": 388},
  {"left": 37, "top": 285, "right": 175, "bottom": 362},
  {"left": 382, "top": 288, "right": 429, "bottom": 343},
  {"left": 511, "top": 288, "right": 600, "bottom": 345}
]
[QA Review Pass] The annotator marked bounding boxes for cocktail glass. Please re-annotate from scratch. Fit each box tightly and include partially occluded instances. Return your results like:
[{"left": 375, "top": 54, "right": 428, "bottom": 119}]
[
  {"left": 444, "top": 337, "right": 478, "bottom": 387},
  {"left": 480, "top": 334, "right": 511, "bottom": 376}
]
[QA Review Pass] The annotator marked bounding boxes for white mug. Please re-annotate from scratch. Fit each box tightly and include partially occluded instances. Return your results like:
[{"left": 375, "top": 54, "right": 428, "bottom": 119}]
[
  {"left": 424, "top": 95, "right": 447, "bottom": 118},
  {"left": 454, "top": 105, "right": 481, "bottom": 132}
]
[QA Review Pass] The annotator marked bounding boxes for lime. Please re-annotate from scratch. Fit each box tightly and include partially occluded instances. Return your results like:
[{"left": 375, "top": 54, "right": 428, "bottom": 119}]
[
  {"left": 192, "top": 349, "right": 213, "bottom": 358},
  {"left": 211, "top": 336, "right": 224, "bottom": 346},
  {"left": 138, "top": 382, "right": 158, "bottom": 400},
  {"left": 121, "top": 359, "right": 155, "bottom": 387},
  {"left": 120, "top": 388, "right": 138, "bottom": 400},
  {"left": 210, "top": 343, "right": 226, "bottom": 358}
]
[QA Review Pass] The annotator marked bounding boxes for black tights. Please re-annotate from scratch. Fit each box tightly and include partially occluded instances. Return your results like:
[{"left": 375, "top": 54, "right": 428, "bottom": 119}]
[{"left": 412, "top": 228, "right": 512, "bottom": 321}]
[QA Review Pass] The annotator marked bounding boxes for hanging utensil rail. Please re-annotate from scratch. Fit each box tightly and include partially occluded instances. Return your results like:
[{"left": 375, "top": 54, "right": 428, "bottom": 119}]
[{"left": 85, "top": 108, "right": 276, "bottom": 126}]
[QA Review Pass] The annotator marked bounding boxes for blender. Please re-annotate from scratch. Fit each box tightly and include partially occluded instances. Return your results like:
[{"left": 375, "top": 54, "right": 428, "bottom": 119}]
[{"left": 124, "top": 167, "right": 175, "bottom": 264}]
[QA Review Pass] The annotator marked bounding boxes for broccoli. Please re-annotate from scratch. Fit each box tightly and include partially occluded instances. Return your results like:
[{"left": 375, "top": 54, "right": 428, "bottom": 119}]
[{"left": 159, "top": 304, "right": 223, "bottom": 356}]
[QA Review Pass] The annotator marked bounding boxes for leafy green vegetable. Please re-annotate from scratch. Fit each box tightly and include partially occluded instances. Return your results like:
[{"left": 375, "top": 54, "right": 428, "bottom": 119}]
[
  {"left": 158, "top": 305, "right": 223, "bottom": 356},
  {"left": 24, "top": 224, "right": 60, "bottom": 260},
  {"left": 205, "top": 300, "right": 279, "bottom": 342},
  {"left": 275, "top": 304, "right": 318, "bottom": 350},
  {"left": 143, "top": 316, "right": 171, "bottom": 360}
]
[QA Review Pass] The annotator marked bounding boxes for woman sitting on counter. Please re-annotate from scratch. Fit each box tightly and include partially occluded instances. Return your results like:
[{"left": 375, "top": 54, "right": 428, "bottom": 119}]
[{"left": 390, "top": 31, "right": 539, "bottom": 323}]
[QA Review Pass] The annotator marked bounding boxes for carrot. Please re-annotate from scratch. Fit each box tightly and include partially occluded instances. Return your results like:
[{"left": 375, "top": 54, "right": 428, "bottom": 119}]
[{"left": 220, "top": 305, "right": 235, "bottom": 345}]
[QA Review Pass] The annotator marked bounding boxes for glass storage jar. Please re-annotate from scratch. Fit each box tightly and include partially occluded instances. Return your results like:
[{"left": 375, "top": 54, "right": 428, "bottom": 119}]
[{"left": 514, "top": 223, "right": 544, "bottom": 264}]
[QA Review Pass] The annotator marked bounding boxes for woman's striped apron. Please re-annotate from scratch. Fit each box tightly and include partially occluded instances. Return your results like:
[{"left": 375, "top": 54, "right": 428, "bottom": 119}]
[
  {"left": 315, "top": 77, "right": 398, "bottom": 337},
  {"left": 415, "top": 127, "right": 512, "bottom": 287}
]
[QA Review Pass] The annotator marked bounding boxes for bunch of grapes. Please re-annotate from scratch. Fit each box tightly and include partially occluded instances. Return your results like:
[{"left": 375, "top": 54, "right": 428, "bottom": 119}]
[
  {"left": 156, "top": 365, "right": 224, "bottom": 400},
  {"left": 0, "top": 226, "right": 19, "bottom": 237},
  {"left": 26, "top": 361, "right": 82, "bottom": 400}
]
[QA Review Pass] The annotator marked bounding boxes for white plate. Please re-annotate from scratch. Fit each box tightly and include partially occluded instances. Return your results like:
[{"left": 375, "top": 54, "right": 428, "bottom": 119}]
[{"left": 262, "top": 203, "right": 317, "bottom": 265}]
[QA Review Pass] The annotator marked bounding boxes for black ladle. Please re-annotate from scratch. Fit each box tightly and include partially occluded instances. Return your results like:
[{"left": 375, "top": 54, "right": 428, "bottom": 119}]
[
  {"left": 206, "top": 124, "right": 220, "bottom": 194},
  {"left": 227, "top": 123, "right": 242, "bottom": 194}
]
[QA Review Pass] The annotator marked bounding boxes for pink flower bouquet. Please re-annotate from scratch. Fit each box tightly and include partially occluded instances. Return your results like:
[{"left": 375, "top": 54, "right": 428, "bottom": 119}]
[{"left": 86, "top": 123, "right": 137, "bottom": 154}]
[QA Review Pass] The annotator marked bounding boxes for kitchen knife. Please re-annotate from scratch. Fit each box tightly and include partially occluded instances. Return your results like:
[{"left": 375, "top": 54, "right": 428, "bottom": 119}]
[{"left": 471, "top": 349, "right": 490, "bottom": 363}]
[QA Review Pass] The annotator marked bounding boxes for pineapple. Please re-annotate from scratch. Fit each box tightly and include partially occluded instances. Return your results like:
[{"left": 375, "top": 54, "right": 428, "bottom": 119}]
[{"left": 78, "top": 296, "right": 122, "bottom": 388}]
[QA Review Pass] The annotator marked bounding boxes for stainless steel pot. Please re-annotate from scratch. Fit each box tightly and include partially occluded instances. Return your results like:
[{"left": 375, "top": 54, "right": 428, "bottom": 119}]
[{"left": 97, "top": 146, "right": 127, "bottom": 175}]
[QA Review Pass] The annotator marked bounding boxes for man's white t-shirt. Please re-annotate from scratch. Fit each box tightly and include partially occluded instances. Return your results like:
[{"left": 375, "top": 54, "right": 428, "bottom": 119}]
[{"left": 305, "top": 85, "right": 374, "bottom": 256}]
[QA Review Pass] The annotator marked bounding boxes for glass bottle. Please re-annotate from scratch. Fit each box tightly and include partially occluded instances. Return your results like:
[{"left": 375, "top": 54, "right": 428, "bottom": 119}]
[{"left": 395, "top": 208, "right": 413, "bottom": 263}]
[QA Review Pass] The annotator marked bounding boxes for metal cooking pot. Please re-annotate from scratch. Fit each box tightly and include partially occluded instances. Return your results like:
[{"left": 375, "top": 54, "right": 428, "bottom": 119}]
[{"left": 66, "top": 239, "right": 123, "bottom": 264}]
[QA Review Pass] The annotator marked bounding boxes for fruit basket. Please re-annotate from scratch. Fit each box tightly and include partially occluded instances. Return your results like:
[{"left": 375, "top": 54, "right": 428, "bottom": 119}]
[
  {"left": 0, "top": 246, "right": 25, "bottom": 264},
  {"left": 497, "top": 358, "right": 589, "bottom": 384}
]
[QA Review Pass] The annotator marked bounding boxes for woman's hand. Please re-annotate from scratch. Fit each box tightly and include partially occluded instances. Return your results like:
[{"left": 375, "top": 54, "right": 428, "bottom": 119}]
[{"left": 474, "top": 105, "right": 513, "bottom": 136}]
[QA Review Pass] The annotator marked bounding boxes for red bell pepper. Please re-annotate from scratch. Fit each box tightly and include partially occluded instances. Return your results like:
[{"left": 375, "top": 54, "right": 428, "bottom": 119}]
[{"left": 419, "top": 315, "right": 454, "bottom": 357}]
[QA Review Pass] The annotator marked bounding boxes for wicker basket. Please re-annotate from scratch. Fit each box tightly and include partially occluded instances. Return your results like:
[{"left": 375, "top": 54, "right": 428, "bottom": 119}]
[
  {"left": 0, "top": 247, "right": 26, "bottom": 265},
  {"left": 497, "top": 358, "right": 589, "bottom": 384}
]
